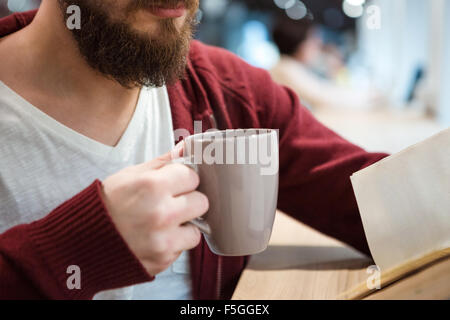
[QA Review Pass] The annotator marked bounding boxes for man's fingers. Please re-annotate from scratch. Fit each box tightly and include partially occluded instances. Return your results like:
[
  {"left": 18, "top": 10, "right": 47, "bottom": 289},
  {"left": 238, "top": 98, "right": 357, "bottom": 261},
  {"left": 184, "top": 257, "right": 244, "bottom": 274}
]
[
  {"left": 136, "top": 152, "right": 172, "bottom": 171},
  {"left": 170, "top": 191, "right": 209, "bottom": 225},
  {"left": 171, "top": 223, "right": 203, "bottom": 252},
  {"left": 136, "top": 142, "right": 185, "bottom": 172},
  {"left": 156, "top": 163, "right": 200, "bottom": 196},
  {"left": 170, "top": 141, "right": 185, "bottom": 159}
]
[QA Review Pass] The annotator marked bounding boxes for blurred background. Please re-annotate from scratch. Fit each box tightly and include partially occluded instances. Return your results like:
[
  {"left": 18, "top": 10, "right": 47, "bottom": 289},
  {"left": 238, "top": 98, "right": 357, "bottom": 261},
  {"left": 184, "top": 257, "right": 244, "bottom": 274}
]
[{"left": 1, "top": 0, "right": 449, "bottom": 154}]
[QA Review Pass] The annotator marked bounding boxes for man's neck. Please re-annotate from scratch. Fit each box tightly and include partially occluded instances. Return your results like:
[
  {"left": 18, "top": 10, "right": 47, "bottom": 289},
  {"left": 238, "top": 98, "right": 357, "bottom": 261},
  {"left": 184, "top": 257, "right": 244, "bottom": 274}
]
[{"left": 0, "top": 2, "right": 141, "bottom": 146}]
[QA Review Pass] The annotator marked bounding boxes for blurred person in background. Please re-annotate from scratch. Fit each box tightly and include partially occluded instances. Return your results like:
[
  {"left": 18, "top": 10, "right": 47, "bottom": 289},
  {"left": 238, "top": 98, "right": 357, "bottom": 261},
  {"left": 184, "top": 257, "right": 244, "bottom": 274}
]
[{"left": 270, "top": 16, "right": 381, "bottom": 110}]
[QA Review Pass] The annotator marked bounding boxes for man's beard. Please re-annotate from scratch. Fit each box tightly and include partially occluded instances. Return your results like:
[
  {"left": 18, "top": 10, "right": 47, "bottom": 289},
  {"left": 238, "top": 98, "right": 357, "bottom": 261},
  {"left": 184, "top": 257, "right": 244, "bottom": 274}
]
[{"left": 58, "top": 0, "right": 198, "bottom": 88}]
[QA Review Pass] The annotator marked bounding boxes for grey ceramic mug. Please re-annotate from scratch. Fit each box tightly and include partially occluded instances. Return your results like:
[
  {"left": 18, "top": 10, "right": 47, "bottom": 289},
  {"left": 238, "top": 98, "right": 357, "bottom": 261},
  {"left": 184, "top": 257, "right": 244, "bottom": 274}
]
[{"left": 172, "top": 129, "right": 279, "bottom": 256}]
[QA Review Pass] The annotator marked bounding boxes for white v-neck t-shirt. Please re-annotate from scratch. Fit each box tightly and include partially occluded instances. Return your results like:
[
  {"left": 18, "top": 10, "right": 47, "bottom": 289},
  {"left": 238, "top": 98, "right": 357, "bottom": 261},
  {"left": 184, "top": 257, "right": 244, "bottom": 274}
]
[{"left": 0, "top": 81, "right": 192, "bottom": 300}]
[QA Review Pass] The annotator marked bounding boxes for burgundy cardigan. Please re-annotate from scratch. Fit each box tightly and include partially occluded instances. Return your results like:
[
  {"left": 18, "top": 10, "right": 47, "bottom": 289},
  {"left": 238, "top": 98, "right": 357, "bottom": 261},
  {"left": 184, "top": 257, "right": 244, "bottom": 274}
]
[{"left": 0, "top": 10, "right": 388, "bottom": 300}]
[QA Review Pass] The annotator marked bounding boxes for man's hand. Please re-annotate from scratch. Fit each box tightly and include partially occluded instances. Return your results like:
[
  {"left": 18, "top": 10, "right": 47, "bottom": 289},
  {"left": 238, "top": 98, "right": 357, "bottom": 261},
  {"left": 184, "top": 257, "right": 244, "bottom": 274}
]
[{"left": 100, "top": 151, "right": 209, "bottom": 276}]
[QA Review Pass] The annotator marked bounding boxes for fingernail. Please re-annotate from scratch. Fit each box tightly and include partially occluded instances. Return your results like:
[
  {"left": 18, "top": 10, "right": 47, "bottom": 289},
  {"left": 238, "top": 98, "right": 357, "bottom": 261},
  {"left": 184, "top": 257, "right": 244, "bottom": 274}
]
[{"left": 171, "top": 141, "right": 185, "bottom": 159}]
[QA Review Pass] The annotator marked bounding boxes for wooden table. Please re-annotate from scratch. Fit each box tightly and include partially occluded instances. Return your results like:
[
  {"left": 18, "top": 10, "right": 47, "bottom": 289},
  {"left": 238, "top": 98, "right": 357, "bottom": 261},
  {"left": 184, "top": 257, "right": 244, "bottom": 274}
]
[{"left": 232, "top": 212, "right": 450, "bottom": 300}]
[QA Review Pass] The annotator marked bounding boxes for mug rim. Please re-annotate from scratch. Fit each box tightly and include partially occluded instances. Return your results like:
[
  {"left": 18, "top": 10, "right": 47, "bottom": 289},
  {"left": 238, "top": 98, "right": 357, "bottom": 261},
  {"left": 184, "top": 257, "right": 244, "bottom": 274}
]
[{"left": 186, "top": 128, "right": 276, "bottom": 143}]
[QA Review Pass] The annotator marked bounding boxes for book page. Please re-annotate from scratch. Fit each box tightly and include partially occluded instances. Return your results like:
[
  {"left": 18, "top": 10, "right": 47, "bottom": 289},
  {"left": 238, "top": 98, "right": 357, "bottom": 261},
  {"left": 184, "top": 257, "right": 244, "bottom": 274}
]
[{"left": 351, "top": 128, "right": 450, "bottom": 271}]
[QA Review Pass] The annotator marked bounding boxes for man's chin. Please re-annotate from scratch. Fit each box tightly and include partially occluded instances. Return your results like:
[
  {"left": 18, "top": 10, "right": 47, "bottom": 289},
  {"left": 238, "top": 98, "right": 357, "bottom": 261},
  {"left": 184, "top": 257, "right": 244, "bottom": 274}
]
[
  {"left": 133, "top": 27, "right": 181, "bottom": 42},
  {"left": 127, "top": 26, "right": 181, "bottom": 46},
  {"left": 128, "top": 10, "right": 186, "bottom": 35}
]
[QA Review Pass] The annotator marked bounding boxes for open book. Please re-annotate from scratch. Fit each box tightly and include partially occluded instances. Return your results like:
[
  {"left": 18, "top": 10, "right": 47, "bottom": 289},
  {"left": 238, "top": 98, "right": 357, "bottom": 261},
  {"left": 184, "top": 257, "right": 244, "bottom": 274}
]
[{"left": 345, "top": 127, "right": 450, "bottom": 298}]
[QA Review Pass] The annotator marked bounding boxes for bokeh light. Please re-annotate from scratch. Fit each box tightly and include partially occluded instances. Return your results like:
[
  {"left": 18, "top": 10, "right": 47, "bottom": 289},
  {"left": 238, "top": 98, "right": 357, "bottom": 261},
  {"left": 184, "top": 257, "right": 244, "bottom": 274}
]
[
  {"left": 286, "top": 1, "right": 307, "bottom": 20},
  {"left": 342, "top": 0, "right": 364, "bottom": 18}
]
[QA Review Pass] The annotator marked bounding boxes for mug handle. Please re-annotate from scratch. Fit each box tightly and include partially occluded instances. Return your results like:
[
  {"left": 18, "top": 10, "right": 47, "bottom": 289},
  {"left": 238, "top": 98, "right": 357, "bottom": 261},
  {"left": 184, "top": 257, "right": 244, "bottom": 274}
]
[{"left": 170, "top": 157, "right": 212, "bottom": 235}]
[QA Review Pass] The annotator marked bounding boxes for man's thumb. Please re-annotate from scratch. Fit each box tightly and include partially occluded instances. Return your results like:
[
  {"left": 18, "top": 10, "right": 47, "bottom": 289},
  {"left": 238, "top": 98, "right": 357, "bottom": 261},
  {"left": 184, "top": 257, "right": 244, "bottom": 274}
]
[{"left": 139, "top": 142, "right": 185, "bottom": 171}]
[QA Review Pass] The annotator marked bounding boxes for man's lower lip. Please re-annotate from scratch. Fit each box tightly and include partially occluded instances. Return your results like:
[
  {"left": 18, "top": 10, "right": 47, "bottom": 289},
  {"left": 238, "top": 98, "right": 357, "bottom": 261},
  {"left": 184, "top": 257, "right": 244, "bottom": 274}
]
[{"left": 146, "top": 6, "right": 187, "bottom": 18}]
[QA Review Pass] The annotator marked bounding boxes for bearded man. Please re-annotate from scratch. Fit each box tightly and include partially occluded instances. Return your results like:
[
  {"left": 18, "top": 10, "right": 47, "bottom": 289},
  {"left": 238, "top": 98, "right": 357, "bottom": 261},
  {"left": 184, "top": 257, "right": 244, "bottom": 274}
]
[{"left": 0, "top": 1, "right": 387, "bottom": 299}]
